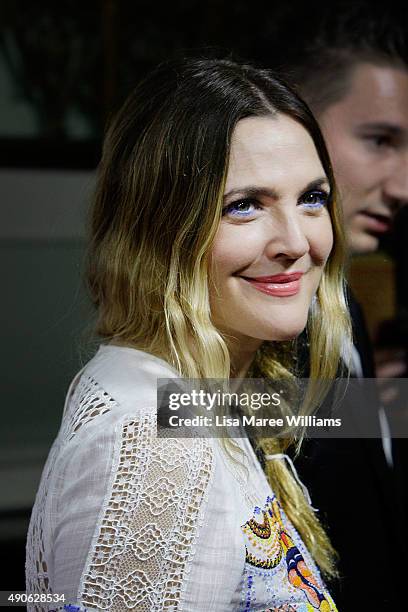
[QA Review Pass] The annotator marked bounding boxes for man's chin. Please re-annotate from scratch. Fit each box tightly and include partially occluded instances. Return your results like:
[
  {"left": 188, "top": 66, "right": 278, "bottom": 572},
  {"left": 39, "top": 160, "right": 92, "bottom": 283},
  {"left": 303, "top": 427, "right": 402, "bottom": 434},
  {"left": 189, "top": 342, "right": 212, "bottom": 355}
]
[{"left": 348, "top": 230, "right": 380, "bottom": 255}]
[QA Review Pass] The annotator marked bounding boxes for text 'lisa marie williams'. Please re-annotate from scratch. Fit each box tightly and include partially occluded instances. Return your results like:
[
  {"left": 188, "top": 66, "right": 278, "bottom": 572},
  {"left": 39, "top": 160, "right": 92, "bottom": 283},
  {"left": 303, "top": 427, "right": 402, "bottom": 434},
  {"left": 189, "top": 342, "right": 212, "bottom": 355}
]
[{"left": 165, "top": 414, "right": 342, "bottom": 428}]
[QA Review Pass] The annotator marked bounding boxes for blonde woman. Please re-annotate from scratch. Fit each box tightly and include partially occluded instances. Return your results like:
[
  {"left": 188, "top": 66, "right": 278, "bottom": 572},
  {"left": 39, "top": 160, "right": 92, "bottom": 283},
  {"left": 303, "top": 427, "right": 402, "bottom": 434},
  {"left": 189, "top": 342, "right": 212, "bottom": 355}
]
[{"left": 26, "top": 58, "right": 350, "bottom": 611}]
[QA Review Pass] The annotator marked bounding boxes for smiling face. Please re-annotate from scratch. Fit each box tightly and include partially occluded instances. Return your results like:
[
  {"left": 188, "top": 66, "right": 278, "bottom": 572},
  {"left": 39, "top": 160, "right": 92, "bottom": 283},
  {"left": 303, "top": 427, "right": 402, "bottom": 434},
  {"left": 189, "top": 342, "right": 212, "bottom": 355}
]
[
  {"left": 319, "top": 63, "right": 408, "bottom": 254},
  {"left": 210, "top": 115, "right": 333, "bottom": 356}
]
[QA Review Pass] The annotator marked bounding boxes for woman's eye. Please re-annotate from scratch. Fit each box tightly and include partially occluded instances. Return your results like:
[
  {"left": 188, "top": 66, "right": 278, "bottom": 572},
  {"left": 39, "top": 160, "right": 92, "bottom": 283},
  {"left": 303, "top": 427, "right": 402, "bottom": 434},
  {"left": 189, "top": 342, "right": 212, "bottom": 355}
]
[
  {"left": 299, "top": 190, "right": 329, "bottom": 209},
  {"left": 222, "top": 199, "right": 260, "bottom": 217}
]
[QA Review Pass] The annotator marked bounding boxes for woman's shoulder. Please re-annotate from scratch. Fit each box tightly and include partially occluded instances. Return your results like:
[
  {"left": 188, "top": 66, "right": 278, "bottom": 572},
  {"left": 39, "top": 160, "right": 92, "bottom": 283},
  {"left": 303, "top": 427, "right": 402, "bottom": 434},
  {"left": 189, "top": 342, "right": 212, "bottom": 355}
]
[
  {"left": 84, "top": 343, "right": 177, "bottom": 404},
  {"left": 60, "top": 344, "right": 179, "bottom": 440}
]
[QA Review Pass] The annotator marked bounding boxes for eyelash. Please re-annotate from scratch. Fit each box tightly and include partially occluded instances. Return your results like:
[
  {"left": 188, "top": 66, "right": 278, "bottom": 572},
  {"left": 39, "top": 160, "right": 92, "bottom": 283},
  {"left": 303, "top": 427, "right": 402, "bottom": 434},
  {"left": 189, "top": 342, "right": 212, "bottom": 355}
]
[
  {"left": 222, "top": 190, "right": 330, "bottom": 218},
  {"left": 365, "top": 135, "right": 392, "bottom": 148}
]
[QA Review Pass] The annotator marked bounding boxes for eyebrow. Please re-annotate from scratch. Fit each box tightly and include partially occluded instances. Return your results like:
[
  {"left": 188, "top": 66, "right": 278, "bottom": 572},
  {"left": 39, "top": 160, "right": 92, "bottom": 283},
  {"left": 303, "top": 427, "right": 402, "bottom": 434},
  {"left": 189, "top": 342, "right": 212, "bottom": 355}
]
[
  {"left": 356, "top": 122, "right": 407, "bottom": 137},
  {"left": 223, "top": 177, "right": 330, "bottom": 201}
]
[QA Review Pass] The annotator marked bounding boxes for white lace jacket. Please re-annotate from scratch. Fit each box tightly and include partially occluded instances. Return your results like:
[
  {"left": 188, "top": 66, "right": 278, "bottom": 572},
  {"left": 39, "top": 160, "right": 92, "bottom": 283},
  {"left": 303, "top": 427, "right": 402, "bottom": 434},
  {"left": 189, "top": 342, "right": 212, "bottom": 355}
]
[{"left": 26, "top": 344, "right": 337, "bottom": 612}]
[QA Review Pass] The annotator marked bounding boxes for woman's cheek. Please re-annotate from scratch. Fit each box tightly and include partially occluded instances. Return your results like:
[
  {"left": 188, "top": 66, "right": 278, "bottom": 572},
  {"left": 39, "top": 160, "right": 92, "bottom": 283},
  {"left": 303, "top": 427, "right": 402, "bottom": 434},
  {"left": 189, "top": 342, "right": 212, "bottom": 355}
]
[
  {"left": 310, "top": 215, "right": 333, "bottom": 264},
  {"left": 211, "top": 224, "right": 260, "bottom": 273}
]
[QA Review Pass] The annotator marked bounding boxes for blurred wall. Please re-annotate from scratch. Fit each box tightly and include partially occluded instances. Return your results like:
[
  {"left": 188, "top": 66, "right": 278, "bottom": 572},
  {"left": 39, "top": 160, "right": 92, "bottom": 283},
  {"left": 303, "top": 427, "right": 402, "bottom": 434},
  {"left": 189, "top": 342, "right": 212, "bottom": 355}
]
[{"left": 1, "top": 168, "right": 96, "bottom": 588}]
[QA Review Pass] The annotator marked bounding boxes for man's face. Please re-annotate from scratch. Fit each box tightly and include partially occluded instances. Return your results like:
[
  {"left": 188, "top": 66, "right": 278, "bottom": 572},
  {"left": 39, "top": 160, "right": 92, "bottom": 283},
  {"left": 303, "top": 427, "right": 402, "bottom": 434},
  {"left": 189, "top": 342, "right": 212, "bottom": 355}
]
[{"left": 319, "top": 63, "right": 408, "bottom": 254}]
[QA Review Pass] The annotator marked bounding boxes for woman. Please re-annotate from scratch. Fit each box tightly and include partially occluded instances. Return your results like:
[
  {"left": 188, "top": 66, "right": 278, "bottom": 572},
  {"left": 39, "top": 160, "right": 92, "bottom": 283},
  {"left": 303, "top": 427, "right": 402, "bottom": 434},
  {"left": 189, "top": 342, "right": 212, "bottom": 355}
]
[{"left": 26, "top": 58, "right": 350, "bottom": 611}]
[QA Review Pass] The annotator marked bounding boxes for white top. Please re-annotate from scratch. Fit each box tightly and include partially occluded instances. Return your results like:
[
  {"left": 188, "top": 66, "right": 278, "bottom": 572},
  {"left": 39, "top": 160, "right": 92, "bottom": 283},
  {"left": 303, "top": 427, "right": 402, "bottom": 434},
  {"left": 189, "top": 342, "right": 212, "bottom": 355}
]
[{"left": 26, "top": 344, "right": 337, "bottom": 611}]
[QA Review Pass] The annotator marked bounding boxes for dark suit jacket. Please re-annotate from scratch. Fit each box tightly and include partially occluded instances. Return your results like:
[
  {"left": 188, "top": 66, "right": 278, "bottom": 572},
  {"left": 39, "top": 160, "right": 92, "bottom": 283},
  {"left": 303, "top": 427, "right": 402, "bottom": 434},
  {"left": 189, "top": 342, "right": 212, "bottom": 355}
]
[{"left": 294, "top": 293, "right": 405, "bottom": 610}]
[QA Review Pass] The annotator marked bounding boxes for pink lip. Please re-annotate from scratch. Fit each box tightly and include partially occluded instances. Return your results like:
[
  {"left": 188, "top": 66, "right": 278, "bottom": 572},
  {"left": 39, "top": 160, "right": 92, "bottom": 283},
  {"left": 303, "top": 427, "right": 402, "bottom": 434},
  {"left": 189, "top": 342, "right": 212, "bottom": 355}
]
[
  {"left": 358, "top": 211, "right": 391, "bottom": 234},
  {"left": 241, "top": 272, "right": 303, "bottom": 297}
]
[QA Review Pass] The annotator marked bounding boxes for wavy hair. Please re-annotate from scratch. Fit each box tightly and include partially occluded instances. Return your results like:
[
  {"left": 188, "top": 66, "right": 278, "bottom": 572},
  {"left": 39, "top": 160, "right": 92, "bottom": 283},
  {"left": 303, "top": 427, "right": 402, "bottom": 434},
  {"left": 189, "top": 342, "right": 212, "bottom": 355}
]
[{"left": 85, "top": 58, "right": 351, "bottom": 577}]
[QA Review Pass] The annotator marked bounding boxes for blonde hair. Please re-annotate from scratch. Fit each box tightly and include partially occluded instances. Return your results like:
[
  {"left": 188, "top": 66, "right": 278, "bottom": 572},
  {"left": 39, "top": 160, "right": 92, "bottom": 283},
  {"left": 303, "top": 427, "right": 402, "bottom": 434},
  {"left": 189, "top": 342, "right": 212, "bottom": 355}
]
[{"left": 85, "top": 58, "right": 351, "bottom": 577}]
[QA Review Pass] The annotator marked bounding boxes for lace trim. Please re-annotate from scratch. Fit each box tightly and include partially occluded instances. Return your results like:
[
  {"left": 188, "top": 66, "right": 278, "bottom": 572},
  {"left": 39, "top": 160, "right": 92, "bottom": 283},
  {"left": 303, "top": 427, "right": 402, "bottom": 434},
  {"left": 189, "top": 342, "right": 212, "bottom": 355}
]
[
  {"left": 60, "top": 375, "right": 118, "bottom": 441},
  {"left": 26, "top": 374, "right": 118, "bottom": 612},
  {"left": 79, "top": 415, "right": 214, "bottom": 611}
]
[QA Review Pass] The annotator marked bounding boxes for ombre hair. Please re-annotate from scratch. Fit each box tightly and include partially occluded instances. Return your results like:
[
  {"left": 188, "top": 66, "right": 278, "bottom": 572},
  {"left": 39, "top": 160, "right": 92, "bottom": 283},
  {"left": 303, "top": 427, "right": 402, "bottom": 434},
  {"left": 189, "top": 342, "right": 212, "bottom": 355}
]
[{"left": 85, "top": 58, "right": 351, "bottom": 577}]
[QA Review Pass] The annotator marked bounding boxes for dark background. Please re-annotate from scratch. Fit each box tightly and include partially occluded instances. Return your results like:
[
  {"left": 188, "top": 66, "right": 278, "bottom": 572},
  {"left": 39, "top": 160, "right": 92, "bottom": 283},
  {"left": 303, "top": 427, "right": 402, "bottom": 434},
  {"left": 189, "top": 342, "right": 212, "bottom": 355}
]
[{"left": 1, "top": 0, "right": 407, "bottom": 597}]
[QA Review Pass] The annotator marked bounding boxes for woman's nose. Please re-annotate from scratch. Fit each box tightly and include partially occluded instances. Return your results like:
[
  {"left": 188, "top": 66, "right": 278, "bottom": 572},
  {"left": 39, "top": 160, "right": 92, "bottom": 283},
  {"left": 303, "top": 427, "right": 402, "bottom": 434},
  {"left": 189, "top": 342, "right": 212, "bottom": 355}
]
[{"left": 263, "top": 216, "right": 310, "bottom": 261}]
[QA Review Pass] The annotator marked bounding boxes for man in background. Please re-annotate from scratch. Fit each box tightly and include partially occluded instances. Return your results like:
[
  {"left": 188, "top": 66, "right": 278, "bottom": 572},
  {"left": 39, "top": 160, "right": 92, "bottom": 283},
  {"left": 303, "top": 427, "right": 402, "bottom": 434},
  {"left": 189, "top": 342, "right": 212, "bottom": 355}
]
[{"left": 274, "top": 5, "right": 408, "bottom": 609}]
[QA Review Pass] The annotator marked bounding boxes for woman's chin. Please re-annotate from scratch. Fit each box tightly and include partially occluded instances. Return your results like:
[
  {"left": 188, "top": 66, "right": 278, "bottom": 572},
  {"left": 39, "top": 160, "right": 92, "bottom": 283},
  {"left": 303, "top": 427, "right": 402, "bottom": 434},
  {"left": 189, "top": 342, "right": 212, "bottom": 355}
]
[
  {"left": 216, "top": 316, "right": 309, "bottom": 345},
  {"left": 266, "top": 330, "right": 304, "bottom": 342},
  {"left": 261, "top": 319, "right": 308, "bottom": 342}
]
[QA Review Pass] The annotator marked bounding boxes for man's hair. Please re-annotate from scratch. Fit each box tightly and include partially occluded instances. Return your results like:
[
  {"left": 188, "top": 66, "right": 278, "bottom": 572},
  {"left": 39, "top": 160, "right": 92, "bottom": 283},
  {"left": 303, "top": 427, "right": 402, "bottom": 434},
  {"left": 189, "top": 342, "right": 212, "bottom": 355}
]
[{"left": 278, "top": 2, "right": 408, "bottom": 114}]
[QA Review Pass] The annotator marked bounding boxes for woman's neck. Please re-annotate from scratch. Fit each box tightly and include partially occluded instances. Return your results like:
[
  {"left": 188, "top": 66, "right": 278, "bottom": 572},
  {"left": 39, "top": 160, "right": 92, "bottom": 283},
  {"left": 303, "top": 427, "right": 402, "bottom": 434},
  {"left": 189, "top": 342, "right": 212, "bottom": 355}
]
[{"left": 228, "top": 338, "right": 262, "bottom": 378}]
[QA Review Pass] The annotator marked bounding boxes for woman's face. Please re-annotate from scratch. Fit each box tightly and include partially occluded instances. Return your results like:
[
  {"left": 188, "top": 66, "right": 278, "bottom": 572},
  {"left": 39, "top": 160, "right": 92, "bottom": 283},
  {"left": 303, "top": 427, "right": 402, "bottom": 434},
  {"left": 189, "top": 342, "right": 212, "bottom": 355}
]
[{"left": 210, "top": 114, "right": 333, "bottom": 351}]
